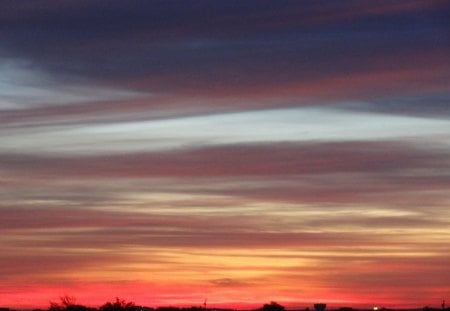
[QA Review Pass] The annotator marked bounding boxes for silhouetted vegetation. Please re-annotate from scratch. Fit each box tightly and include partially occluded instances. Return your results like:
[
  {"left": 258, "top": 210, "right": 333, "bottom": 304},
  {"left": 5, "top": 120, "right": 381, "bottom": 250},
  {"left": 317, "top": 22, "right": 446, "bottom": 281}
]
[
  {"left": 43, "top": 299, "right": 230, "bottom": 311},
  {"left": 259, "top": 302, "right": 285, "bottom": 311},
  {"left": 100, "top": 298, "right": 138, "bottom": 311},
  {"left": 16, "top": 297, "right": 445, "bottom": 311},
  {"left": 49, "top": 296, "right": 96, "bottom": 311},
  {"left": 156, "top": 307, "right": 204, "bottom": 311},
  {"left": 314, "top": 304, "right": 326, "bottom": 311},
  {"left": 424, "top": 308, "right": 450, "bottom": 311}
]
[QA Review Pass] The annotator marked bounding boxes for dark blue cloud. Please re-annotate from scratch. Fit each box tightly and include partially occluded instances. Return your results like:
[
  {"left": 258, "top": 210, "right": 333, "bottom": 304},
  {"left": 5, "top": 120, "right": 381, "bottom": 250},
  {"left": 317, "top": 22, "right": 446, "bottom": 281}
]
[
  {"left": 1, "top": 0, "right": 448, "bottom": 84},
  {"left": 341, "top": 92, "right": 450, "bottom": 119}
]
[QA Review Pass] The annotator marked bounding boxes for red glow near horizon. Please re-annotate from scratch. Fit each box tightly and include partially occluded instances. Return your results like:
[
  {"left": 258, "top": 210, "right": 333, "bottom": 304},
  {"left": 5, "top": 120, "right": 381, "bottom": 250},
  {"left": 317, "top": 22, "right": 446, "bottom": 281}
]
[{"left": 1, "top": 275, "right": 447, "bottom": 310}]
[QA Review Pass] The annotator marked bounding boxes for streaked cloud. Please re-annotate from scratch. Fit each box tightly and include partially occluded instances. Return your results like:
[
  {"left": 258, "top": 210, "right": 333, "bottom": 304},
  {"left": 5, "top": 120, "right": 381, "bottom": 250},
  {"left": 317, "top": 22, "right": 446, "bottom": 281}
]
[
  {"left": 0, "top": 58, "right": 144, "bottom": 110},
  {"left": 1, "top": 107, "right": 449, "bottom": 155}
]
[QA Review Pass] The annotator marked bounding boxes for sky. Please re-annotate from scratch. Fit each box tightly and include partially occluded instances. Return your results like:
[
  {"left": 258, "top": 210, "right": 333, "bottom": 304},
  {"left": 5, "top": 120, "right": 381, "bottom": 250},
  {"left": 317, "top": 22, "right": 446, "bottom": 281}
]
[{"left": 0, "top": 0, "right": 449, "bottom": 309}]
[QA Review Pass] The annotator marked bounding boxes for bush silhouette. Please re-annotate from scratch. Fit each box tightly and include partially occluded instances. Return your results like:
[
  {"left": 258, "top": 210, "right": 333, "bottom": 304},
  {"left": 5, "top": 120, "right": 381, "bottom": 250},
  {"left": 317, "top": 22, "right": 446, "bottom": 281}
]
[
  {"left": 314, "top": 304, "right": 326, "bottom": 311},
  {"left": 100, "top": 298, "right": 137, "bottom": 311},
  {"left": 48, "top": 296, "right": 95, "bottom": 311},
  {"left": 260, "top": 302, "right": 285, "bottom": 311}
]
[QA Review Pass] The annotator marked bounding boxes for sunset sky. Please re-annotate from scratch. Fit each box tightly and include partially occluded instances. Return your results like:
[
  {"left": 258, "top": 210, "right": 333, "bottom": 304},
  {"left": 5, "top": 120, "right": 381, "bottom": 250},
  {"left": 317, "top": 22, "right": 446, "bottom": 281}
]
[{"left": 1, "top": 1, "right": 449, "bottom": 309}]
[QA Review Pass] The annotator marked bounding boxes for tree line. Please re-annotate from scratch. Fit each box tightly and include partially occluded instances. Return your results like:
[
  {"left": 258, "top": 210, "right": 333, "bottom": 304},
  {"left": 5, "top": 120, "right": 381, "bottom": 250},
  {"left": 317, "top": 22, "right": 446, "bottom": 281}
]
[{"left": 36, "top": 297, "right": 287, "bottom": 311}]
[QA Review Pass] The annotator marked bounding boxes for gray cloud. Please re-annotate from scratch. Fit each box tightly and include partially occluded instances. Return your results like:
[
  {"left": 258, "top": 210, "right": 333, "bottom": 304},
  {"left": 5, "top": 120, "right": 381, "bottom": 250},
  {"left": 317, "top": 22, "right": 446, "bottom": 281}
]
[
  {"left": 210, "top": 278, "right": 248, "bottom": 287},
  {"left": 1, "top": 141, "right": 448, "bottom": 178}
]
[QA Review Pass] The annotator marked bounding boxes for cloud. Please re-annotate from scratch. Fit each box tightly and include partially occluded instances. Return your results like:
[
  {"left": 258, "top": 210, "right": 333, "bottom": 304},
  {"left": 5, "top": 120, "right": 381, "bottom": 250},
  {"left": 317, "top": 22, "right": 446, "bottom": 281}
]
[
  {"left": 1, "top": 107, "right": 449, "bottom": 155},
  {"left": 0, "top": 57, "right": 145, "bottom": 111},
  {"left": 1, "top": 140, "right": 448, "bottom": 178},
  {"left": 1, "top": 0, "right": 448, "bottom": 119},
  {"left": 210, "top": 278, "right": 248, "bottom": 287},
  {"left": 1, "top": 140, "right": 448, "bottom": 216}
]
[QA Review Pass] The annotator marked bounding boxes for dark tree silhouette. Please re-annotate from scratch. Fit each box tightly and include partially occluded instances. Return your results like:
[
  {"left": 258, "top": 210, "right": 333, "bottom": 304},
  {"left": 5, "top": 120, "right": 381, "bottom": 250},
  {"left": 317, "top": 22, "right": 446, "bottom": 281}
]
[
  {"left": 49, "top": 296, "right": 76, "bottom": 311},
  {"left": 260, "top": 302, "right": 285, "bottom": 311},
  {"left": 314, "top": 304, "right": 326, "bottom": 311},
  {"left": 48, "top": 296, "right": 95, "bottom": 311},
  {"left": 100, "top": 298, "right": 137, "bottom": 311}
]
